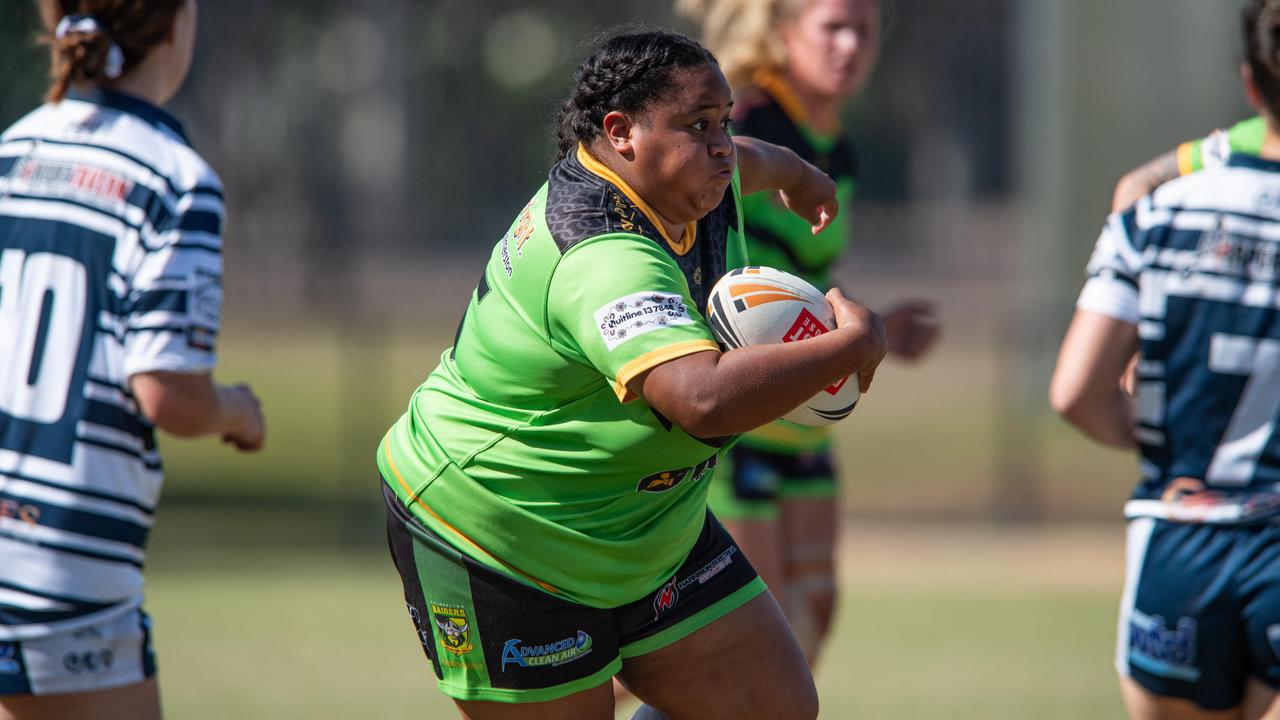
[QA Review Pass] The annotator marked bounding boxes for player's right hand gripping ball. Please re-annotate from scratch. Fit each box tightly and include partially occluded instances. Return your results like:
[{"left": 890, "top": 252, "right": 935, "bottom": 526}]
[{"left": 706, "top": 266, "right": 859, "bottom": 426}]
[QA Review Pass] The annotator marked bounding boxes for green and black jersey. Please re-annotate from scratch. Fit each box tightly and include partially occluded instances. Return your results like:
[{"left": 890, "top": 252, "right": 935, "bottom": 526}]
[
  {"left": 379, "top": 145, "right": 746, "bottom": 608},
  {"left": 1176, "top": 117, "right": 1264, "bottom": 175},
  {"left": 731, "top": 72, "right": 858, "bottom": 453}
]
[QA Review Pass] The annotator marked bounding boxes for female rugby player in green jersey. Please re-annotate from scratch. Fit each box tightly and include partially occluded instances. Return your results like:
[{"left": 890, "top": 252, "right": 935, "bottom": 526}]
[
  {"left": 681, "top": 0, "right": 939, "bottom": 664},
  {"left": 1053, "top": 2, "right": 1280, "bottom": 717},
  {"left": 378, "top": 29, "right": 887, "bottom": 719}
]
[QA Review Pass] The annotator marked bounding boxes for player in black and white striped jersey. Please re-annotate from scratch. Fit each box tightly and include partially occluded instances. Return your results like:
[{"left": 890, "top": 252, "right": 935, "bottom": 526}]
[{"left": 0, "top": 2, "right": 263, "bottom": 717}]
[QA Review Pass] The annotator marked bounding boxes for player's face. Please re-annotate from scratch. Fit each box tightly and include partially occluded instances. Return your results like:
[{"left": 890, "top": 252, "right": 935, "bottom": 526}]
[
  {"left": 629, "top": 63, "right": 736, "bottom": 225},
  {"left": 782, "top": 0, "right": 880, "bottom": 102}
]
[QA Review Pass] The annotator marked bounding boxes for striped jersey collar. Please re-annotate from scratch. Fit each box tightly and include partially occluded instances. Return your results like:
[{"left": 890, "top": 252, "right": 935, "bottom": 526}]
[{"left": 65, "top": 87, "right": 191, "bottom": 147}]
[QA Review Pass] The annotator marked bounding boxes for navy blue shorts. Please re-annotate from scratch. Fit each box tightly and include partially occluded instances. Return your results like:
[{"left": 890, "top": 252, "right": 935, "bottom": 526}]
[{"left": 1118, "top": 518, "right": 1280, "bottom": 710}]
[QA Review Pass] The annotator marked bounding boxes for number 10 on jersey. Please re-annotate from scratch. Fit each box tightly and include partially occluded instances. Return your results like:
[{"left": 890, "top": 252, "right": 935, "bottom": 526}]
[{"left": 0, "top": 248, "right": 87, "bottom": 424}]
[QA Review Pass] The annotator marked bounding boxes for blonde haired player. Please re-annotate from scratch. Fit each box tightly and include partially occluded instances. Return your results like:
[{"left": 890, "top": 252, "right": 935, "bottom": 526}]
[{"left": 680, "top": 0, "right": 939, "bottom": 665}]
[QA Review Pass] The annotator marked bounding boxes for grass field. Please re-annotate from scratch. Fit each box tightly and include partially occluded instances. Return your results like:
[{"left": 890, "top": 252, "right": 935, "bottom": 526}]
[
  {"left": 142, "top": 317, "right": 1136, "bottom": 717},
  {"left": 143, "top": 521, "right": 1127, "bottom": 719}
]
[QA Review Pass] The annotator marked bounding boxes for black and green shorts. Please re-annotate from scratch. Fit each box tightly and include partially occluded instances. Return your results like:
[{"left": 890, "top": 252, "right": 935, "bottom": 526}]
[
  {"left": 707, "top": 444, "right": 837, "bottom": 521},
  {"left": 382, "top": 482, "right": 765, "bottom": 704}
]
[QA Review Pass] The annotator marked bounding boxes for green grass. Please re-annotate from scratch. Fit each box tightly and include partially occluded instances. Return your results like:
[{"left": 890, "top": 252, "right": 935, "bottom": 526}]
[
  {"left": 141, "top": 320, "right": 1136, "bottom": 716},
  {"left": 142, "top": 523, "right": 1127, "bottom": 719}
]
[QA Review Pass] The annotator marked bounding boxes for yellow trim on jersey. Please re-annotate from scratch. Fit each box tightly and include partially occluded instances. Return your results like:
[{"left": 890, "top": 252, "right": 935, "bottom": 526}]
[
  {"left": 576, "top": 144, "right": 697, "bottom": 256},
  {"left": 612, "top": 339, "right": 721, "bottom": 403},
  {"left": 747, "top": 70, "right": 839, "bottom": 134},
  {"left": 1176, "top": 141, "right": 1197, "bottom": 176},
  {"left": 382, "top": 441, "right": 564, "bottom": 596}
]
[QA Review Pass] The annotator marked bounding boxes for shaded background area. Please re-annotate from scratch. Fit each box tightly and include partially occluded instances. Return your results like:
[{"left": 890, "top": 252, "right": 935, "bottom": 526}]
[{"left": 0, "top": 0, "right": 1255, "bottom": 716}]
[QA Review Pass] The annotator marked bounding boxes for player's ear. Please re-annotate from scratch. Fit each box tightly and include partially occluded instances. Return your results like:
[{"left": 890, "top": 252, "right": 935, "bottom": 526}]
[
  {"left": 601, "top": 111, "right": 636, "bottom": 159},
  {"left": 1243, "top": 63, "right": 1265, "bottom": 114}
]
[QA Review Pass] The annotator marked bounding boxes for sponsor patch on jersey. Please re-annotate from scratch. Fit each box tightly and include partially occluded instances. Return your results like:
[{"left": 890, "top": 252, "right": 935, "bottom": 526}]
[
  {"left": 0, "top": 500, "right": 42, "bottom": 529},
  {"left": 1195, "top": 222, "right": 1280, "bottom": 281},
  {"left": 500, "top": 631, "right": 592, "bottom": 672},
  {"left": 637, "top": 468, "right": 690, "bottom": 493},
  {"left": 430, "top": 602, "right": 474, "bottom": 656},
  {"left": 189, "top": 267, "right": 222, "bottom": 328},
  {"left": 186, "top": 326, "right": 216, "bottom": 353},
  {"left": 15, "top": 158, "right": 132, "bottom": 206},
  {"left": 1203, "top": 128, "right": 1232, "bottom": 168},
  {"left": 594, "top": 291, "right": 693, "bottom": 351},
  {"left": 636, "top": 454, "right": 718, "bottom": 493}
]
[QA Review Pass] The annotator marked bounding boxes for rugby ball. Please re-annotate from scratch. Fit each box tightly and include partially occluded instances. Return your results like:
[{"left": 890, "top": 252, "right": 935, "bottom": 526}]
[{"left": 705, "top": 266, "right": 859, "bottom": 426}]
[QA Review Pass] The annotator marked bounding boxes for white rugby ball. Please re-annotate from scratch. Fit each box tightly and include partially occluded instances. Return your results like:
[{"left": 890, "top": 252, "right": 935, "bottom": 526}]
[{"left": 705, "top": 266, "right": 859, "bottom": 426}]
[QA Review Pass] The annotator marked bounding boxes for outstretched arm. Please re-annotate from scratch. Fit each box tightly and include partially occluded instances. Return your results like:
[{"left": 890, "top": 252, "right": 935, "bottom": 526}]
[
  {"left": 131, "top": 371, "right": 265, "bottom": 451},
  {"left": 733, "top": 135, "right": 838, "bottom": 234}
]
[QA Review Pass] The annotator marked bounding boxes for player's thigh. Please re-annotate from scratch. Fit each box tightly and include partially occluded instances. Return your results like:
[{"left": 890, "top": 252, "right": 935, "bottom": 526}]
[
  {"left": 1120, "top": 675, "right": 1239, "bottom": 720},
  {"left": 618, "top": 592, "right": 816, "bottom": 720},
  {"left": 453, "top": 679, "right": 613, "bottom": 720},
  {"left": 1244, "top": 678, "right": 1280, "bottom": 720},
  {"left": 1238, "top": 524, "right": 1280, "bottom": 720},
  {"left": 0, "top": 677, "right": 160, "bottom": 720}
]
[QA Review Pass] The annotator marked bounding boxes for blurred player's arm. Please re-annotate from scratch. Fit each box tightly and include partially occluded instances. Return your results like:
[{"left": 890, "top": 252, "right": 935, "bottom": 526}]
[
  {"left": 1111, "top": 149, "right": 1180, "bottom": 212},
  {"left": 734, "top": 135, "right": 837, "bottom": 234},
  {"left": 633, "top": 288, "right": 885, "bottom": 438},
  {"left": 131, "top": 371, "right": 264, "bottom": 451},
  {"left": 1049, "top": 310, "right": 1138, "bottom": 448}
]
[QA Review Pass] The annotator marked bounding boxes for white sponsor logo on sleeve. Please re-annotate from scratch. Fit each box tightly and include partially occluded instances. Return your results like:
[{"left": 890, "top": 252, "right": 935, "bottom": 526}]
[
  {"left": 189, "top": 267, "right": 222, "bottom": 329},
  {"left": 593, "top": 291, "right": 693, "bottom": 351}
]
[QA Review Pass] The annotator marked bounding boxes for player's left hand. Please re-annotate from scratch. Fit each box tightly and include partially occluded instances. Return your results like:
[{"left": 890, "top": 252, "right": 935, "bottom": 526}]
[
  {"left": 778, "top": 161, "right": 838, "bottom": 235},
  {"left": 883, "top": 300, "right": 939, "bottom": 362}
]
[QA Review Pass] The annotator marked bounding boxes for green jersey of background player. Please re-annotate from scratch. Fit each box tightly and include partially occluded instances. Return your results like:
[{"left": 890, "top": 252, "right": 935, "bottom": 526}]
[{"left": 1112, "top": 116, "right": 1264, "bottom": 211}]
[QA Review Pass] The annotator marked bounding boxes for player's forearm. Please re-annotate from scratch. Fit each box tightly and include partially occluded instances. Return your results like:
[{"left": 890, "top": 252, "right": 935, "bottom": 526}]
[
  {"left": 734, "top": 135, "right": 805, "bottom": 196},
  {"left": 642, "top": 329, "right": 880, "bottom": 438},
  {"left": 131, "top": 371, "right": 244, "bottom": 438},
  {"left": 1112, "top": 149, "right": 1179, "bottom": 211},
  {"left": 1050, "top": 384, "right": 1136, "bottom": 449}
]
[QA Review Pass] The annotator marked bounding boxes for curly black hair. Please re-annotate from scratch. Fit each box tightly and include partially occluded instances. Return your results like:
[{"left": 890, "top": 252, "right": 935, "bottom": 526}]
[{"left": 555, "top": 29, "right": 718, "bottom": 157}]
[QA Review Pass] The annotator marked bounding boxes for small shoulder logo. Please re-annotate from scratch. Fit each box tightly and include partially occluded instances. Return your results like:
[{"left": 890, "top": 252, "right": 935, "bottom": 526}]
[{"left": 430, "top": 602, "right": 474, "bottom": 655}]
